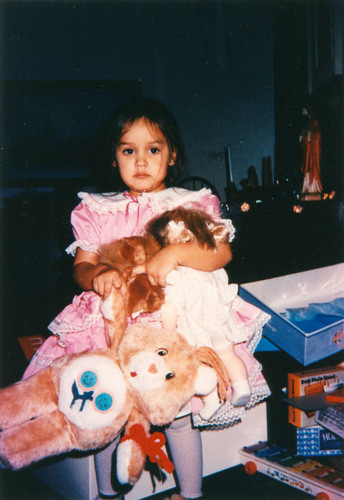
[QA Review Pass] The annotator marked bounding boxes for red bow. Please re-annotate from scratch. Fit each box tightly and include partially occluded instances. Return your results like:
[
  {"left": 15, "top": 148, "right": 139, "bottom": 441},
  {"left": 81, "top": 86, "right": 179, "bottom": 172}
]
[{"left": 121, "top": 423, "right": 174, "bottom": 474}]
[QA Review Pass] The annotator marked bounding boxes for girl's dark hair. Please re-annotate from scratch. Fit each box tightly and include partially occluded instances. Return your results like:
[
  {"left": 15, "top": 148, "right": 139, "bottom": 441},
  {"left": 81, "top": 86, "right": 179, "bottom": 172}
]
[{"left": 102, "top": 97, "right": 187, "bottom": 190}]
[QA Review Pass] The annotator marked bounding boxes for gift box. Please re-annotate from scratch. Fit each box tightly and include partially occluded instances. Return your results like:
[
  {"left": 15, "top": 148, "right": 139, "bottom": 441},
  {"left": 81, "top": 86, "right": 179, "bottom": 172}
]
[
  {"left": 287, "top": 365, "right": 344, "bottom": 428},
  {"left": 240, "top": 264, "right": 344, "bottom": 365},
  {"left": 296, "top": 425, "right": 344, "bottom": 456}
]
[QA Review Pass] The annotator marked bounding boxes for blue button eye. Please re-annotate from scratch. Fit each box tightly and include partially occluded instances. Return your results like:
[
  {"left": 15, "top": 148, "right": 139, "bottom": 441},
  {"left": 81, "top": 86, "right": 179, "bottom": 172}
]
[
  {"left": 80, "top": 371, "right": 97, "bottom": 388},
  {"left": 95, "top": 393, "right": 113, "bottom": 411}
]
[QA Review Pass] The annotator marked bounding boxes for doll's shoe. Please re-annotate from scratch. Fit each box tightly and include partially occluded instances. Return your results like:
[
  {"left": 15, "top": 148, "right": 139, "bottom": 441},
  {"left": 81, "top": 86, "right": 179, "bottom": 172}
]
[{"left": 231, "top": 380, "right": 251, "bottom": 407}]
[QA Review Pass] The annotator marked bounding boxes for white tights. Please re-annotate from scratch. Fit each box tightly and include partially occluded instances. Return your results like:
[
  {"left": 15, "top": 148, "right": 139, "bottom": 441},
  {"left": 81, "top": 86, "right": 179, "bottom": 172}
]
[
  {"left": 94, "top": 415, "right": 203, "bottom": 499},
  {"left": 164, "top": 415, "right": 203, "bottom": 499},
  {"left": 94, "top": 436, "right": 121, "bottom": 498}
]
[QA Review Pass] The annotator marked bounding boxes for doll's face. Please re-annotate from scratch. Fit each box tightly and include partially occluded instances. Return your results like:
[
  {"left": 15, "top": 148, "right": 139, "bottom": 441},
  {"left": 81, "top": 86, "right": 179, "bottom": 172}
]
[{"left": 114, "top": 118, "right": 176, "bottom": 197}]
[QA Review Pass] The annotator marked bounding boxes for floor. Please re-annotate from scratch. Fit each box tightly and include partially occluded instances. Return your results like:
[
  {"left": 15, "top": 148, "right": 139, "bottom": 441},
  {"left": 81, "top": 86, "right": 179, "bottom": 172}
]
[{"left": 0, "top": 462, "right": 315, "bottom": 500}]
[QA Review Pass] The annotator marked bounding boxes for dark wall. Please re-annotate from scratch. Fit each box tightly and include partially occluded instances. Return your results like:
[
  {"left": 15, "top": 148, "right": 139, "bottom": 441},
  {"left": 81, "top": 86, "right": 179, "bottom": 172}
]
[
  {"left": 1, "top": 0, "right": 275, "bottom": 198},
  {"left": 274, "top": 1, "right": 344, "bottom": 200}
]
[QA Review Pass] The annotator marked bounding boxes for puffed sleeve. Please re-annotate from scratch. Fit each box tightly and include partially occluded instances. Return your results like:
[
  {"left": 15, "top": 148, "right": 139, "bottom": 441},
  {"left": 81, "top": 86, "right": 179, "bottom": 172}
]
[
  {"left": 65, "top": 202, "right": 102, "bottom": 256},
  {"left": 197, "top": 191, "right": 235, "bottom": 243}
]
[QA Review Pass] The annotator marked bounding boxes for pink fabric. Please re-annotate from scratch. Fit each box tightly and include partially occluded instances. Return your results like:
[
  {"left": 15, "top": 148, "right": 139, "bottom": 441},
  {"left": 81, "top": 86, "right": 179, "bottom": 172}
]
[
  {"left": 233, "top": 296, "right": 264, "bottom": 326},
  {"left": 22, "top": 188, "right": 222, "bottom": 380},
  {"left": 22, "top": 186, "right": 269, "bottom": 415}
]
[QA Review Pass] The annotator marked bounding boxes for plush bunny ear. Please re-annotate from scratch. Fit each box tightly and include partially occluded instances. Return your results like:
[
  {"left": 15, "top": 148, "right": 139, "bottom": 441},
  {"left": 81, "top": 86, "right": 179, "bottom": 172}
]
[
  {"left": 195, "top": 347, "right": 230, "bottom": 403},
  {"left": 101, "top": 286, "right": 128, "bottom": 352}
]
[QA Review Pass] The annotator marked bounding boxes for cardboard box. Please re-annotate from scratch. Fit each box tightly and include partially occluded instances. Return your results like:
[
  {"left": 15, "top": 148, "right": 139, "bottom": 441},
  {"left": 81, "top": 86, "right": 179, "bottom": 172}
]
[
  {"left": 240, "top": 264, "right": 344, "bottom": 365},
  {"left": 288, "top": 365, "right": 344, "bottom": 427},
  {"left": 296, "top": 425, "right": 344, "bottom": 456}
]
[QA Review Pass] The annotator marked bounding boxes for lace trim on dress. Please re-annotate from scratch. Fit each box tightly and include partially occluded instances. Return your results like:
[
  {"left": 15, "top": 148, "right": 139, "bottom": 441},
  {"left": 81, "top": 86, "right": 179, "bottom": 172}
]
[
  {"left": 244, "top": 312, "right": 271, "bottom": 352},
  {"left": 48, "top": 312, "right": 104, "bottom": 334},
  {"left": 223, "top": 219, "right": 235, "bottom": 243},
  {"left": 65, "top": 240, "right": 99, "bottom": 256},
  {"left": 192, "top": 363, "right": 271, "bottom": 430},
  {"left": 28, "top": 350, "right": 61, "bottom": 371},
  {"left": 192, "top": 312, "right": 271, "bottom": 429}
]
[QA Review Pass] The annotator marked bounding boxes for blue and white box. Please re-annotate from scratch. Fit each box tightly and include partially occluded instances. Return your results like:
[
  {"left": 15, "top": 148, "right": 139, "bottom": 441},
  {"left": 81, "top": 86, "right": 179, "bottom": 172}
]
[
  {"left": 296, "top": 425, "right": 344, "bottom": 456},
  {"left": 240, "top": 264, "right": 344, "bottom": 365}
]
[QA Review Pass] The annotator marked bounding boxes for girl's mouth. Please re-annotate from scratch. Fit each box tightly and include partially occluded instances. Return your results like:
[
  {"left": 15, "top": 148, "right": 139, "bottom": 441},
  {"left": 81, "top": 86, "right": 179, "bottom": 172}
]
[{"left": 134, "top": 174, "right": 150, "bottom": 179}]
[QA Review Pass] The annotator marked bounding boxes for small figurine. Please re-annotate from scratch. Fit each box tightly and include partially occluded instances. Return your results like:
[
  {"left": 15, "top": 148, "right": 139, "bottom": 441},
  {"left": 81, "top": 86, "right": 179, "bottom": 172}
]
[{"left": 300, "top": 107, "right": 323, "bottom": 194}]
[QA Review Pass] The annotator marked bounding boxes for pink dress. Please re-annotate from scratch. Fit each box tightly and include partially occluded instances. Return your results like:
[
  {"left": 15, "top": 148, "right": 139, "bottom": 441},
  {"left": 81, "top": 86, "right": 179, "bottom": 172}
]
[{"left": 22, "top": 187, "right": 270, "bottom": 427}]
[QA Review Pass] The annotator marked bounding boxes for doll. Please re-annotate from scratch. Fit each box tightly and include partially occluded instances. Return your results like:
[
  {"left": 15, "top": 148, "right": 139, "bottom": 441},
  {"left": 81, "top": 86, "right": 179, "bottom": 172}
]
[{"left": 146, "top": 206, "right": 252, "bottom": 418}]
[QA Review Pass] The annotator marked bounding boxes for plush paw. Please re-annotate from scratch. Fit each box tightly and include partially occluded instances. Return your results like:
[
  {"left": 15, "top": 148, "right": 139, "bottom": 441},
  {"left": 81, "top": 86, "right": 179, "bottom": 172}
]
[{"left": 116, "top": 440, "right": 134, "bottom": 485}]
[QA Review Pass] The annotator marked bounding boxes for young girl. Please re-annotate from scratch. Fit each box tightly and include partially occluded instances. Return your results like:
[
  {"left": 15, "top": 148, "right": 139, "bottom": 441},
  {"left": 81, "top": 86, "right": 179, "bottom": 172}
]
[{"left": 23, "top": 98, "right": 269, "bottom": 500}]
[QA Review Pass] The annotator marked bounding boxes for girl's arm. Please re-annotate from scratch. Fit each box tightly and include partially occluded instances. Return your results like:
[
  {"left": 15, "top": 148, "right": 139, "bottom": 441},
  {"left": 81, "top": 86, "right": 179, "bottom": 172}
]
[
  {"left": 135, "top": 242, "right": 232, "bottom": 287},
  {"left": 73, "top": 248, "right": 123, "bottom": 299}
]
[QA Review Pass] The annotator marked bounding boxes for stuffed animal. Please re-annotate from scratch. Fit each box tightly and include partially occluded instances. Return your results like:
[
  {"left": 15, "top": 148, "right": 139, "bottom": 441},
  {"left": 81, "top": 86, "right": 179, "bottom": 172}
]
[
  {"left": 146, "top": 206, "right": 252, "bottom": 418},
  {"left": 98, "top": 235, "right": 164, "bottom": 317},
  {"left": 0, "top": 286, "right": 229, "bottom": 486}
]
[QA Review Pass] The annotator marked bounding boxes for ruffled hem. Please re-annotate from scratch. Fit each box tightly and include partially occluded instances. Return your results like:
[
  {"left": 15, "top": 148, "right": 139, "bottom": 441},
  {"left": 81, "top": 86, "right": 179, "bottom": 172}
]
[
  {"left": 241, "top": 311, "right": 271, "bottom": 351},
  {"left": 48, "top": 291, "right": 104, "bottom": 334},
  {"left": 223, "top": 219, "right": 235, "bottom": 243},
  {"left": 191, "top": 310, "right": 271, "bottom": 429},
  {"left": 192, "top": 367, "right": 271, "bottom": 429}
]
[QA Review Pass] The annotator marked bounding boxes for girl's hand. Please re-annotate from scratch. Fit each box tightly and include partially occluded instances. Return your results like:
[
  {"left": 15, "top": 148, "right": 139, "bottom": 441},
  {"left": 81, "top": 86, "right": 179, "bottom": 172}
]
[
  {"left": 133, "top": 247, "right": 178, "bottom": 287},
  {"left": 132, "top": 241, "right": 232, "bottom": 287},
  {"left": 73, "top": 248, "right": 128, "bottom": 299},
  {"left": 92, "top": 268, "right": 124, "bottom": 300}
]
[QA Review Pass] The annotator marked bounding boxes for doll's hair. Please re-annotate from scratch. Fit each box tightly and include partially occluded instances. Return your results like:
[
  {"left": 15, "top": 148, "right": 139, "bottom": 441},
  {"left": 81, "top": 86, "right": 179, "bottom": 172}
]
[{"left": 106, "top": 97, "right": 187, "bottom": 189}]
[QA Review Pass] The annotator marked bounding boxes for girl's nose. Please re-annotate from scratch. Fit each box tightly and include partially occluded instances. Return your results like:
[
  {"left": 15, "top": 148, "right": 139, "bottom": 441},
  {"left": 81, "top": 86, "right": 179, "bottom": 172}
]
[{"left": 135, "top": 150, "right": 147, "bottom": 166}]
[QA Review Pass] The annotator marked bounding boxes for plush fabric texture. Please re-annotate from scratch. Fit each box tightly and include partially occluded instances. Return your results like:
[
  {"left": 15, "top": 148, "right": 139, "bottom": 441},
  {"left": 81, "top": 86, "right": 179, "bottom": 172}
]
[{"left": 0, "top": 288, "right": 228, "bottom": 486}]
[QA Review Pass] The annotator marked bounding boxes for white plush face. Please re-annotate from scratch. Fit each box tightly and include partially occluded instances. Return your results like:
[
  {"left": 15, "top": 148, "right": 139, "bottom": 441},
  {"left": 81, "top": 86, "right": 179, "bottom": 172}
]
[
  {"left": 58, "top": 355, "right": 128, "bottom": 430},
  {"left": 118, "top": 324, "right": 215, "bottom": 426},
  {"left": 127, "top": 348, "right": 176, "bottom": 391}
]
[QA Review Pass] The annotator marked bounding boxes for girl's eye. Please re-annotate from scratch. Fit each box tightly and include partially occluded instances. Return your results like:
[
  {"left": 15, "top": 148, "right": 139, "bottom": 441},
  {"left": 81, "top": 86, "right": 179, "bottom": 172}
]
[
  {"left": 150, "top": 147, "right": 160, "bottom": 154},
  {"left": 157, "top": 348, "right": 167, "bottom": 356},
  {"left": 123, "top": 148, "right": 134, "bottom": 155},
  {"left": 165, "top": 372, "right": 175, "bottom": 380}
]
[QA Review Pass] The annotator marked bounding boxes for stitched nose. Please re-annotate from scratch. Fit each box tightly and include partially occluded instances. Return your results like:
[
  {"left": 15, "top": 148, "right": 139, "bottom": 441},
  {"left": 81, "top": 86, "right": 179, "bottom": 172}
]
[{"left": 148, "top": 363, "right": 158, "bottom": 374}]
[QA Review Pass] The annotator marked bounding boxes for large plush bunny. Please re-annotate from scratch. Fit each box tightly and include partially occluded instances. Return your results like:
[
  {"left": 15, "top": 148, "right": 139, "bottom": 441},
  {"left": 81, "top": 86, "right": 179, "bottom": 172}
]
[{"left": 0, "top": 287, "right": 229, "bottom": 486}]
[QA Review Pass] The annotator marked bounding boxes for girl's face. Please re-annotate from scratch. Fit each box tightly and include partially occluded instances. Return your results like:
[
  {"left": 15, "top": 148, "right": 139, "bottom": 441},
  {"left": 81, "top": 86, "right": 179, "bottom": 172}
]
[{"left": 114, "top": 118, "right": 176, "bottom": 197}]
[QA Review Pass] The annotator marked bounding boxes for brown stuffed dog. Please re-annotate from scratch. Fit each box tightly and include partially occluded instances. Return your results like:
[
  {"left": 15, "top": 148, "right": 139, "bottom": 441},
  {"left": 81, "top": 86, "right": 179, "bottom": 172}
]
[
  {"left": 0, "top": 286, "right": 229, "bottom": 486},
  {"left": 98, "top": 235, "right": 164, "bottom": 317}
]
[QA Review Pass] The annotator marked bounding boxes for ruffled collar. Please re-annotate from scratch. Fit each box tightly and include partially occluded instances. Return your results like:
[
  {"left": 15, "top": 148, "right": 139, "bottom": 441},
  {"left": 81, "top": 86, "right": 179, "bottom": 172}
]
[{"left": 77, "top": 187, "right": 212, "bottom": 215}]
